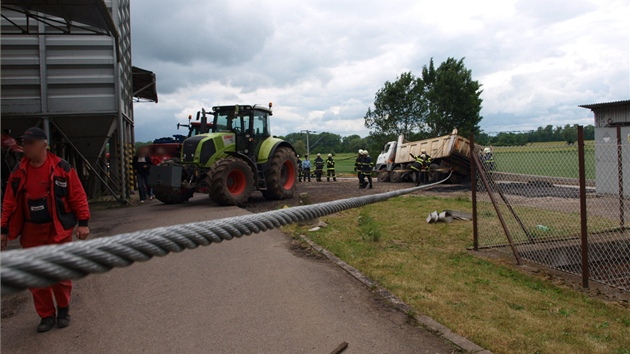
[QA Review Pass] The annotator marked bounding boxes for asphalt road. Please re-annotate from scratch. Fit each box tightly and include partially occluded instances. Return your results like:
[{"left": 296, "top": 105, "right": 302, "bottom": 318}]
[{"left": 1, "top": 194, "right": 457, "bottom": 353}]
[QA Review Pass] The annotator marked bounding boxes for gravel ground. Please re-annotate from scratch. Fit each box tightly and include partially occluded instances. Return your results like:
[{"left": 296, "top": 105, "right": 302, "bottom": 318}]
[{"left": 243, "top": 176, "right": 471, "bottom": 213}]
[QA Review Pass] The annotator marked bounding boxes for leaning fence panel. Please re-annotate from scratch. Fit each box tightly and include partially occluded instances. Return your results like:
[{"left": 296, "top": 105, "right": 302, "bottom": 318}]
[{"left": 474, "top": 138, "right": 629, "bottom": 292}]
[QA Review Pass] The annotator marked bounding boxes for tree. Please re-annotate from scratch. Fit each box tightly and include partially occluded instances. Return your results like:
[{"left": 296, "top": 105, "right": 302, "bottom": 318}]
[
  {"left": 364, "top": 72, "right": 427, "bottom": 138},
  {"left": 293, "top": 140, "right": 307, "bottom": 156},
  {"left": 422, "top": 57, "right": 483, "bottom": 137},
  {"left": 562, "top": 124, "right": 577, "bottom": 145}
]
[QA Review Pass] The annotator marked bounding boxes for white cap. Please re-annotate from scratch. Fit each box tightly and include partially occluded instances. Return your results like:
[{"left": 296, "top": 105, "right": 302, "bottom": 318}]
[
  {"left": 317, "top": 153, "right": 321, "bottom": 156},
  {"left": 362, "top": 150, "right": 368, "bottom": 155},
  {"left": 484, "top": 147, "right": 491, "bottom": 153},
  {"left": 421, "top": 149, "right": 426, "bottom": 153},
  {"left": 358, "top": 149, "right": 364, "bottom": 154},
  {"left": 328, "top": 154, "right": 332, "bottom": 157}
]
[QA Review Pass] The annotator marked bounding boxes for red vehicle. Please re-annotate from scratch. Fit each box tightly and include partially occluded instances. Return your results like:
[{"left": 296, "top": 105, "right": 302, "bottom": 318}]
[{"left": 147, "top": 114, "right": 212, "bottom": 165}]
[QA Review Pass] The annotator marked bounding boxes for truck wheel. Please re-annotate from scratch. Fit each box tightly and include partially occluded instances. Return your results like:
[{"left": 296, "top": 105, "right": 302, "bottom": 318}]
[
  {"left": 262, "top": 147, "right": 297, "bottom": 200},
  {"left": 377, "top": 170, "right": 390, "bottom": 182},
  {"left": 209, "top": 157, "right": 254, "bottom": 206},
  {"left": 153, "top": 186, "right": 195, "bottom": 204},
  {"left": 390, "top": 169, "right": 404, "bottom": 183}
]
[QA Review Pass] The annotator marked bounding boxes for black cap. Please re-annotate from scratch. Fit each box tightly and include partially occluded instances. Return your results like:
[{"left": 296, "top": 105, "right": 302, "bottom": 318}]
[{"left": 20, "top": 127, "right": 47, "bottom": 141}]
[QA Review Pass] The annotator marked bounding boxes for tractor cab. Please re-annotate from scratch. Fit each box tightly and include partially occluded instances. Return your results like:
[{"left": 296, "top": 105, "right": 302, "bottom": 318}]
[{"left": 207, "top": 103, "right": 272, "bottom": 162}]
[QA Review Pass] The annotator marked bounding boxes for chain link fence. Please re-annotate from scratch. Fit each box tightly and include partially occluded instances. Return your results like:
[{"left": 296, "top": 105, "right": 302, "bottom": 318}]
[{"left": 472, "top": 129, "right": 630, "bottom": 291}]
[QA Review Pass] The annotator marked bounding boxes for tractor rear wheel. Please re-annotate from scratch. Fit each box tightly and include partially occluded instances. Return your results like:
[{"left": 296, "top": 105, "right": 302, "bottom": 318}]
[
  {"left": 262, "top": 147, "right": 297, "bottom": 200},
  {"left": 209, "top": 157, "right": 254, "bottom": 206}
]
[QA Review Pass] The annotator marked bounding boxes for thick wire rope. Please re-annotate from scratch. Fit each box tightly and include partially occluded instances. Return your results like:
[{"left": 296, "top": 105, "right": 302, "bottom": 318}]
[{"left": 1, "top": 172, "right": 451, "bottom": 294}]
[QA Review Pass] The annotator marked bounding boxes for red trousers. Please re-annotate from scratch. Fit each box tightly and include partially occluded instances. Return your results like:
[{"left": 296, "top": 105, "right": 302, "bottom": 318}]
[{"left": 20, "top": 222, "right": 73, "bottom": 318}]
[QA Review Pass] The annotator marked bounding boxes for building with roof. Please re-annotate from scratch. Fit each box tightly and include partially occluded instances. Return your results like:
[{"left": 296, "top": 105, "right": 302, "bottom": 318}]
[
  {"left": 579, "top": 100, "right": 630, "bottom": 197},
  {"left": 1, "top": 0, "right": 157, "bottom": 201}
]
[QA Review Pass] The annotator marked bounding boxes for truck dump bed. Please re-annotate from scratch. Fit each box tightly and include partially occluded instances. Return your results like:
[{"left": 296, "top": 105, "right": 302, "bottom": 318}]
[{"left": 396, "top": 133, "right": 473, "bottom": 164}]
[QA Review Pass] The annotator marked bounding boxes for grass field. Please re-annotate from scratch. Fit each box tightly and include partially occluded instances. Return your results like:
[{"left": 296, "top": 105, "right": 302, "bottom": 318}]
[
  {"left": 327, "top": 153, "right": 361, "bottom": 175},
  {"left": 492, "top": 142, "right": 596, "bottom": 180},
  {"left": 330, "top": 141, "right": 597, "bottom": 179},
  {"left": 285, "top": 196, "right": 630, "bottom": 354}
]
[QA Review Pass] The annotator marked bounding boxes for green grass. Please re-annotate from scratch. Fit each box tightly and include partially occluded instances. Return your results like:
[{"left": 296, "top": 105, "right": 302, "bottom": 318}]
[
  {"left": 492, "top": 143, "right": 595, "bottom": 179},
  {"left": 330, "top": 153, "right": 361, "bottom": 175},
  {"left": 285, "top": 196, "right": 630, "bottom": 354}
]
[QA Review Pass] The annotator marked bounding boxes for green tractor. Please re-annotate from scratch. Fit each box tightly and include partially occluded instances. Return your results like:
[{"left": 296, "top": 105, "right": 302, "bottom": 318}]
[{"left": 148, "top": 104, "right": 297, "bottom": 206}]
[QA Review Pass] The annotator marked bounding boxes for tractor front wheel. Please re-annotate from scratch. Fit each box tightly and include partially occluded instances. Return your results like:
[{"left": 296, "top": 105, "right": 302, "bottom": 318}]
[
  {"left": 262, "top": 147, "right": 297, "bottom": 200},
  {"left": 209, "top": 157, "right": 254, "bottom": 206}
]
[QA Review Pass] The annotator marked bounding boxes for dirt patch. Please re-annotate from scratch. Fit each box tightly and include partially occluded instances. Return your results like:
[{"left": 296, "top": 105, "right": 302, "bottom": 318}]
[
  {"left": 1, "top": 292, "right": 29, "bottom": 319},
  {"left": 244, "top": 178, "right": 469, "bottom": 213}
]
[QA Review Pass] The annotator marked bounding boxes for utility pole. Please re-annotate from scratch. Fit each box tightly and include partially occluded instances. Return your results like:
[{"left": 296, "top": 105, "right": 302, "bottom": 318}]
[{"left": 301, "top": 129, "right": 316, "bottom": 158}]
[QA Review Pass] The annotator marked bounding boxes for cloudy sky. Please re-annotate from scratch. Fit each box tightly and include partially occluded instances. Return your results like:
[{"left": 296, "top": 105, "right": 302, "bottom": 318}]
[{"left": 130, "top": 0, "right": 629, "bottom": 142}]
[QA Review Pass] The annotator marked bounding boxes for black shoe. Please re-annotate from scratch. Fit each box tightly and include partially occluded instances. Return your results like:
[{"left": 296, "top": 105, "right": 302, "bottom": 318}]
[
  {"left": 369, "top": 185, "right": 373, "bottom": 189},
  {"left": 333, "top": 178, "right": 336, "bottom": 181},
  {"left": 37, "top": 316, "right": 56, "bottom": 333},
  {"left": 57, "top": 307, "right": 71, "bottom": 328}
]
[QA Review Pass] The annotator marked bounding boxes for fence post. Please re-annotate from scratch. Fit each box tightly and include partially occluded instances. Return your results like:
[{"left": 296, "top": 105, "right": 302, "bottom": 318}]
[
  {"left": 617, "top": 126, "right": 625, "bottom": 229},
  {"left": 470, "top": 133, "right": 478, "bottom": 251},
  {"left": 577, "top": 125, "right": 589, "bottom": 288}
]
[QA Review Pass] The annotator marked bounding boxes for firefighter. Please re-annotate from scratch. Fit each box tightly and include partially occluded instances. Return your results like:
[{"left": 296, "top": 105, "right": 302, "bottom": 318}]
[
  {"left": 297, "top": 154, "right": 303, "bottom": 182},
  {"left": 326, "top": 154, "right": 336, "bottom": 182},
  {"left": 420, "top": 148, "right": 432, "bottom": 184},
  {"left": 482, "top": 147, "right": 495, "bottom": 171},
  {"left": 302, "top": 155, "right": 311, "bottom": 182},
  {"left": 314, "top": 153, "right": 325, "bottom": 182},
  {"left": 1, "top": 127, "right": 91, "bottom": 333},
  {"left": 409, "top": 152, "right": 425, "bottom": 186},
  {"left": 355, "top": 149, "right": 364, "bottom": 188},
  {"left": 360, "top": 150, "right": 374, "bottom": 189}
]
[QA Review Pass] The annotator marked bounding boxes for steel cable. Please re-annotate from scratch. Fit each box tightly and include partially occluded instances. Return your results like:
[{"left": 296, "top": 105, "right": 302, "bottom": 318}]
[{"left": 1, "top": 172, "right": 451, "bottom": 295}]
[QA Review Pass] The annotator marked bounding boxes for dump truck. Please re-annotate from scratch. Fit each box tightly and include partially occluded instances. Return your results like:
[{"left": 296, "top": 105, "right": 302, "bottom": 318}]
[
  {"left": 374, "top": 129, "right": 474, "bottom": 184},
  {"left": 148, "top": 103, "right": 297, "bottom": 206}
]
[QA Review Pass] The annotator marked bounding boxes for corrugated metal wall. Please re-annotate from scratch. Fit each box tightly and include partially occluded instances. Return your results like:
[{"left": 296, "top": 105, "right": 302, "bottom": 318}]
[
  {"left": 593, "top": 105, "right": 630, "bottom": 127},
  {"left": 0, "top": 0, "right": 134, "bottom": 200}
]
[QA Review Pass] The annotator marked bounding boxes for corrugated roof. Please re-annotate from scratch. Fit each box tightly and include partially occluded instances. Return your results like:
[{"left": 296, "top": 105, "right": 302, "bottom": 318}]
[
  {"left": 1, "top": 0, "right": 118, "bottom": 38},
  {"left": 132, "top": 66, "right": 158, "bottom": 103},
  {"left": 579, "top": 99, "right": 630, "bottom": 109}
]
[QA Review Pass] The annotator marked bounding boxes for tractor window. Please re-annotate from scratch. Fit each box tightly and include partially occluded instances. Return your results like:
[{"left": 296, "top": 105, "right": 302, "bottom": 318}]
[
  {"left": 215, "top": 112, "right": 232, "bottom": 131},
  {"left": 253, "top": 111, "right": 269, "bottom": 137}
]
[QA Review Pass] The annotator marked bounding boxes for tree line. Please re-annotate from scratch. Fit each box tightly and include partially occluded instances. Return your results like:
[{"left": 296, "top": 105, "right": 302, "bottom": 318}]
[{"left": 476, "top": 124, "right": 595, "bottom": 146}]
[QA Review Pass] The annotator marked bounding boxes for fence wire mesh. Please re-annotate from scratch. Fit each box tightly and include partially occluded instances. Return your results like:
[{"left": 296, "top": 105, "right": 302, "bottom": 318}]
[{"left": 474, "top": 136, "right": 630, "bottom": 291}]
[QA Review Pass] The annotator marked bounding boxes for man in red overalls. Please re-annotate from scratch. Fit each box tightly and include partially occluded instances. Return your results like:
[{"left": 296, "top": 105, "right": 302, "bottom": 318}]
[{"left": 1, "top": 127, "right": 91, "bottom": 333}]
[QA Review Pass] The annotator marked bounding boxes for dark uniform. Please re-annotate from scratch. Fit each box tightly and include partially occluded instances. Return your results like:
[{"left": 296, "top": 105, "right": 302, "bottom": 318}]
[
  {"left": 360, "top": 152, "right": 374, "bottom": 189},
  {"left": 326, "top": 155, "right": 336, "bottom": 182},
  {"left": 297, "top": 155, "right": 303, "bottom": 182},
  {"left": 410, "top": 152, "right": 431, "bottom": 186},
  {"left": 355, "top": 151, "right": 364, "bottom": 188},
  {"left": 482, "top": 148, "right": 495, "bottom": 171},
  {"left": 314, "top": 155, "right": 325, "bottom": 182}
]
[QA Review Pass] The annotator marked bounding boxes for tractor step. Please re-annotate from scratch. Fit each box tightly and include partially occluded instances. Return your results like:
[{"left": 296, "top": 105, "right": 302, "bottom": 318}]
[{"left": 257, "top": 170, "right": 267, "bottom": 190}]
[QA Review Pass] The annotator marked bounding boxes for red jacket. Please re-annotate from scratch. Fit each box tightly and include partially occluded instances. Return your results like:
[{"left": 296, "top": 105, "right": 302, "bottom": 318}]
[{"left": 1, "top": 151, "right": 90, "bottom": 242}]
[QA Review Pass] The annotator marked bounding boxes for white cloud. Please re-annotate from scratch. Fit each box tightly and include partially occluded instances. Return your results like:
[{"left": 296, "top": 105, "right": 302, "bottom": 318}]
[{"left": 132, "top": 0, "right": 629, "bottom": 142}]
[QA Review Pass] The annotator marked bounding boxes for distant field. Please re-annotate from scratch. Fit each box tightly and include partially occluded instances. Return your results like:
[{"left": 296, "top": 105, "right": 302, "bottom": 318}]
[
  {"left": 492, "top": 142, "right": 595, "bottom": 180},
  {"left": 322, "top": 142, "right": 597, "bottom": 179}
]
